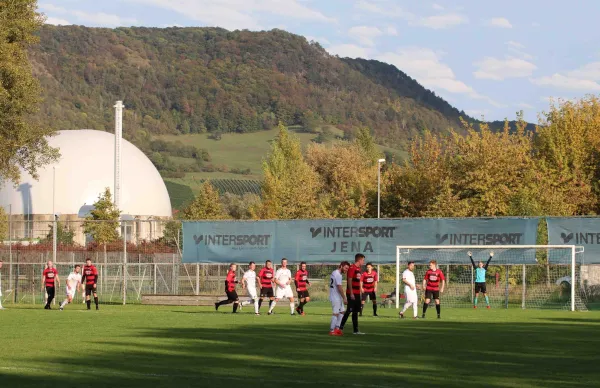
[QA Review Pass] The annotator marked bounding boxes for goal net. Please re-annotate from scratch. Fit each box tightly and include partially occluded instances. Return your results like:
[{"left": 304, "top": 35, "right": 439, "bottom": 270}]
[{"left": 395, "top": 245, "right": 588, "bottom": 311}]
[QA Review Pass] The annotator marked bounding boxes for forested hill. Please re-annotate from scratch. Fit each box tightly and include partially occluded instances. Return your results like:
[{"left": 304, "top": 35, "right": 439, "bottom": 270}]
[{"left": 29, "top": 25, "right": 478, "bottom": 148}]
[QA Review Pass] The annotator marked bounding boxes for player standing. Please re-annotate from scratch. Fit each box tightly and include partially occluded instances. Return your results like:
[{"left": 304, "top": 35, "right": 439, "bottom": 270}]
[
  {"left": 399, "top": 261, "right": 419, "bottom": 319},
  {"left": 469, "top": 251, "right": 494, "bottom": 309},
  {"left": 241, "top": 261, "right": 260, "bottom": 315},
  {"left": 268, "top": 258, "right": 295, "bottom": 315},
  {"left": 422, "top": 260, "right": 445, "bottom": 319},
  {"left": 294, "top": 261, "right": 310, "bottom": 315},
  {"left": 329, "top": 261, "right": 350, "bottom": 336},
  {"left": 0, "top": 260, "right": 4, "bottom": 310},
  {"left": 340, "top": 253, "right": 365, "bottom": 335},
  {"left": 215, "top": 263, "right": 240, "bottom": 313},
  {"left": 257, "top": 260, "right": 275, "bottom": 313},
  {"left": 60, "top": 265, "right": 82, "bottom": 310},
  {"left": 42, "top": 260, "right": 60, "bottom": 309},
  {"left": 359, "top": 262, "right": 378, "bottom": 317},
  {"left": 82, "top": 258, "right": 99, "bottom": 310}
]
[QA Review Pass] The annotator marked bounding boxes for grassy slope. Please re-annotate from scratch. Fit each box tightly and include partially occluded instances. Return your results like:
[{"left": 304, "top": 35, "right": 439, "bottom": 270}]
[{"left": 0, "top": 304, "right": 598, "bottom": 388}]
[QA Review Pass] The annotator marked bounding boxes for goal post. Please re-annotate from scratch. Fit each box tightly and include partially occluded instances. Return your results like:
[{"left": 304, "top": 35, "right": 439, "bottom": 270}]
[{"left": 395, "top": 245, "right": 586, "bottom": 311}]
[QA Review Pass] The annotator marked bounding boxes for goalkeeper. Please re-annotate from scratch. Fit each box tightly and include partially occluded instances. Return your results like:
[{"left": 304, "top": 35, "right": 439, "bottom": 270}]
[{"left": 469, "top": 251, "right": 493, "bottom": 309}]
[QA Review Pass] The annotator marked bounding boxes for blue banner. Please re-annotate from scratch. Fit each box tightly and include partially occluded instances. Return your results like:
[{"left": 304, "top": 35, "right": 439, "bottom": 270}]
[
  {"left": 547, "top": 217, "right": 600, "bottom": 263},
  {"left": 183, "top": 218, "right": 539, "bottom": 264}
]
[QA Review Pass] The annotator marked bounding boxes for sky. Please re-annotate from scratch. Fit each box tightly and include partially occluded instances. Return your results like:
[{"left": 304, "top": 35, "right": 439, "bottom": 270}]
[{"left": 39, "top": 0, "right": 600, "bottom": 122}]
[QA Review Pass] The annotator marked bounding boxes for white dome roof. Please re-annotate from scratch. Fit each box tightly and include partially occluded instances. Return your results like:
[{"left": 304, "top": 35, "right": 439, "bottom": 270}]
[{"left": 0, "top": 130, "right": 172, "bottom": 217}]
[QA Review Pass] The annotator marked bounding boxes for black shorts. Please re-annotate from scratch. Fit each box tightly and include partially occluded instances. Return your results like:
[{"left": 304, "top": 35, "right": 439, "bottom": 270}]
[
  {"left": 361, "top": 291, "right": 377, "bottom": 301},
  {"left": 475, "top": 282, "right": 487, "bottom": 293},
  {"left": 425, "top": 290, "right": 440, "bottom": 300},
  {"left": 346, "top": 295, "right": 362, "bottom": 312},
  {"left": 225, "top": 290, "right": 239, "bottom": 301},
  {"left": 85, "top": 284, "right": 97, "bottom": 296},
  {"left": 260, "top": 288, "right": 274, "bottom": 298},
  {"left": 297, "top": 290, "right": 310, "bottom": 299}
]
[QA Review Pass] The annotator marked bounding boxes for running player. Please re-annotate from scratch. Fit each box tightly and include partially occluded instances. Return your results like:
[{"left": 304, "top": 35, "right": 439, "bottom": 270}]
[
  {"left": 215, "top": 263, "right": 240, "bottom": 313},
  {"left": 340, "top": 253, "right": 365, "bottom": 335},
  {"left": 329, "top": 261, "right": 350, "bottom": 336},
  {"left": 60, "top": 265, "right": 82, "bottom": 310},
  {"left": 82, "top": 258, "right": 99, "bottom": 310},
  {"left": 399, "top": 261, "right": 419, "bottom": 319},
  {"left": 422, "top": 260, "right": 445, "bottom": 319},
  {"left": 241, "top": 261, "right": 260, "bottom": 315},
  {"left": 294, "top": 261, "right": 310, "bottom": 315},
  {"left": 268, "top": 258, "right": 295, "bottom": 315},
  {"left": 42, "top": 260, "right": 60, "bottom": 309},
  {"left": 469, "top": 251, "right": 494, "bottom": 309},
  {"left": 257, "top": 260, "right": 275, "bottom": 313},
  {"left": 0, "top": 260, "right": 4, "bottom": 310},
  {"left": 359, "top": 262, "right": 378, "bottom": 317}
]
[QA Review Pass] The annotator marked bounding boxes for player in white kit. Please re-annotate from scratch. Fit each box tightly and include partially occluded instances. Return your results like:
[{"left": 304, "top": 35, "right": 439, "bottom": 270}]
[
  {"left": 241, "top": 261, "right": 260, "bottom": 315},
  {"left": 329, "top": 261, "right": 350, "bottom": 336},
  {"left": 60, "top": 265, "right": 82, "bottom": 311},
  {"left": 268, "top": 258, "right": 295, "bottom": 315},
  {"left": 399, "top": 261, "right": 420, "bottom": 319}
]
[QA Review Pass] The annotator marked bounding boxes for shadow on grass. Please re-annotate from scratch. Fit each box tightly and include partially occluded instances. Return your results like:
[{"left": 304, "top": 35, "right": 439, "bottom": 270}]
[{"left": 3, "top": 319, "right": 600, "bottom": 388}]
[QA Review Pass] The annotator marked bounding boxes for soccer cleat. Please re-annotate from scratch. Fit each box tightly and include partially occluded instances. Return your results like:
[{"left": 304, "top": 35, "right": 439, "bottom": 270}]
[
  {"left": 334, "top": 329, "right": 343, "bottom": 336},
  {"left": 291, "top": 313, "right": 295, "bottom": 316},
  {"left": 373, "top": 313, "right": 378, "bottom": 317},
  {"left": 301, "top": 312, "right": 306, "bottom": 316},
  {"left": 255, "top": 313, "right": 260, "bottom": 316},
  {"left": 214, "top": 303, "right": 219, "bottom": 311},
  {"left": 295, "top": 307, "right": 301, "bottom": 315},
  {"left": 353, "top": 331, "right": 366, "bottom": 335},
  {"left": 268, "top": 311, "right": 273, "bottom": 315},
  {"left": 399, "top": 312, "right": 404, "bottom": 319},
  {"left": 437, "top": 315, "right": 441, "bottom": 319},
  {"left": 486, "top": 305, "right": 491, "bottom": 309},
  {"left": 329, "top": 331, "right": 336, "bottom": 336},
  {"left": 96, "top": 306, "right": 99, "bottom": 311},
  {"left": 413, "top": 316, "right": 420, "bottom": 320},
  {"left": 473, "top": 305, "right": 477, "bottom": 309},
  {"left": 421, "top": 314, "right": 425, "bottom": 319},
  {"left": 59, "top": 307, "right": 63, "bottom": 311}
]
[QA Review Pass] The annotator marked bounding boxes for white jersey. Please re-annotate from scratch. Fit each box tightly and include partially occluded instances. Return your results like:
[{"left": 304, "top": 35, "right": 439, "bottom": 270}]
[
  {"left": 242, "top": 270, "right": 257, "bottom": 290},
  {"left": 66, "top": 273, "right": 82, "bottom": 289},
  {"left": 329, "top": 269, "right": 344, "bottom": 301},
  {"left": 274, "top": 268, "right": 292, "bottom": 288},
  {"left": 402, "top": 269, "right": 417, "bottom": 301}
]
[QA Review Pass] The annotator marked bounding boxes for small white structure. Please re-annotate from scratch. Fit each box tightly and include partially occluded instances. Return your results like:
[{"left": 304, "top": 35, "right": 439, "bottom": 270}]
[{"left": 0, "top": 129, "right": 172, "bottom": 244}]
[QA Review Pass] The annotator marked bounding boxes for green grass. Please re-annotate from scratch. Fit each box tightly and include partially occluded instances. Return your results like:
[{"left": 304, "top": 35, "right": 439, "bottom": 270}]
[{"left": 1, "top": 303, "right": 599, "bottom": 387}]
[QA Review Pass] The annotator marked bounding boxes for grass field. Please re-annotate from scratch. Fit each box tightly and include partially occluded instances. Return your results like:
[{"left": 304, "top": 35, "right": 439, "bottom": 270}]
[{"left": 1, "top": 303, "right": 599, "bottom": 388}]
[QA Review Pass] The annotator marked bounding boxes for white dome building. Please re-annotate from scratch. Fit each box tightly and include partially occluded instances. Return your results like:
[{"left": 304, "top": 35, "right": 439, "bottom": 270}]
[{"left": 0, "top": 130, "right": 172, "bottom": 244}]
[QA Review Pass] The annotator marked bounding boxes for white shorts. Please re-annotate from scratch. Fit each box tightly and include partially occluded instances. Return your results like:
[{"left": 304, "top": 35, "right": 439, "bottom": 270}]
[
  {"left": 275, "top": 285, "right": 294, "bottom": 300},
  {"left": 405, "top": 289, "right": 418, "bottom": 303},
  {"left": 66, "top": 288, "right": 76, "bottom": 298},
  {"left": 330, "top": 297, "right": 345, "bottom": 314},
  {"left": 247, "top": 287, "right": 258, "bottom": 300}
]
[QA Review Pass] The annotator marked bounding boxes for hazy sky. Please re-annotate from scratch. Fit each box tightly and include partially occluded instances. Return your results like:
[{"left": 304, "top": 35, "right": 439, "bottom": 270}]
[{"left": 39, "top": 0, "right": 600, "bottom": 121}]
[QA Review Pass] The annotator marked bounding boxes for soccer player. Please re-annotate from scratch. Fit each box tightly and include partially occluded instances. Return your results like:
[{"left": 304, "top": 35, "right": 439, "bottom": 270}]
[
  {"left": 469, "top": 251, "right": 494, "bottom": 309},
  {"left": 215, "top": 263, "right": 240, "bottom": 313},
  {"left": 258, "top": 260, "right": 275, "bottom": 313},
  {"left": 82, "top": 258, "right": 99, "bottom": 310},
  {"left": 241, "top": 261, "right": 260, "bottom": 315},
  {"left": 329, "top": 261, "right": 350, "bottom": 336},
  {"left": 60, "top": 265, "right": 82, "bottom": 310},
  {"left": 340, "top": 253, "right": 365, "bottom": 335},
  {"left": 268, "top": 258, "right": 295, "bottom": 315},
  {"left": 295, "top": 261, "right": 310, "bottom": 315},
  {"left": 399, "top": 261, "right": 419, "bottom": 319},
  {"left": 42, "top": 260, "right": 60, "bottom": 309},
  {"left": 0, "top": 259, "right": 4, "bottom": 310},
  {"left": 360, "top": 262, "right": 378, "bottom": 317},
  {"left": 422, "top": 260, "right": 445, "bottom": 319}
]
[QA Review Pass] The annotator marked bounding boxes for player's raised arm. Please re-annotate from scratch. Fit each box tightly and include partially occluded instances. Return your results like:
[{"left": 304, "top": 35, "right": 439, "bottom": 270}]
[
  {"left": 485, "top": 252, "right": 494, "bottom": 270},
  {"left": 468, "top": 251, "right": 476, "bottom": 268}
]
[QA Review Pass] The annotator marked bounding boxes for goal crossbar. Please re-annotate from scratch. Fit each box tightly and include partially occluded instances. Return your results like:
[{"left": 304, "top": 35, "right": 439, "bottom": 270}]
[{"left": 395, "top": 245, "right": 579, "bottom": 311}]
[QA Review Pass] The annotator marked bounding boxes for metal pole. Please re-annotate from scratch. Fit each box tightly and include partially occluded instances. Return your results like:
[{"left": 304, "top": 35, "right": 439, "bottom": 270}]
[
  {"left": 52, "top": 167, "right": 57, "bottom": 263},
  {"left": 196, "top": 263, "right": 200, "bottom": 295},
  {"left": 471, "top": 265, "right": 474, "bottom": 304},
  {"left": 571, "top": 246, "right": 576, "bottom": 312},
  {"left": 377, "top": 163, "right": 381, "bottom": 219},
  {"left": 123, "top": 221, "right": 127, "bottom": 305},
  {"left": 153, "top": 263, "right": 157, "bottom": 294},
  {"left": 8, "top": 204, "right": 12, "bottom": 293},
  {"left": 521, "top": 264, "right": 526, "bottom": 309},
  {"left": 504, "top": 265, "right": 509, "bottom": 309}
]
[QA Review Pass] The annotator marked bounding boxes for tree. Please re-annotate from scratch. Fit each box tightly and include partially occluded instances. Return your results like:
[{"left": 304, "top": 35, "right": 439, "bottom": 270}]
[
  {"left": 45, "top": 221, "right": 75, "bottom": 245},
  {"left": 254, "top": 123, "right": 326, "bottom": 219},
  {"left": 221, "top": 192, "right": 261, "bottom": 219},
  {"left": 181, "top": 181, "right": 226, "bottom": 220},
  {"left": 0, "top": 207, "right": 7, "bottom": 241},
  {"left": 354, "top": 127, "right": 381, "bottom": 164},
  {"left": 0, "top": 1, "right": 59, "bottom": 184},
  {"left": 83, "top": 188, "right": 121, "bottom": 256}
]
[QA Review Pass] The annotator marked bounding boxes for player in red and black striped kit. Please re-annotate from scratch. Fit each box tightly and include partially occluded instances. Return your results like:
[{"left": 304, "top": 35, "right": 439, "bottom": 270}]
[
  {"left": 42, "top": 260, "right": 60, "bottom": 309},
  {"left": 340, "top": 253, "right": 365, "bottom": 335},
  {"left": 215, "top": 263, "right": 240, "bottom": 313},
  {"left": 360, "top": 262, "right": 378, "bottom": 317},
  {"left": 295, "top": 261, "right": 310, "bottom": 315},
  {"left": 82, "top": 258, "right": 99, "bottom": 310},
  {"left": 422, "top": 260, "right": 446, "bottom": 319},
  {"left": 257, "top": 260, "right": 275, "bottom": 313}
]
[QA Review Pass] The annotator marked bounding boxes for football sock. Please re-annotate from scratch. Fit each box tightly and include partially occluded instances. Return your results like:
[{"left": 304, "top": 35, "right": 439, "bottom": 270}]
[
  {"left": 233, "top": 302, "right": 238, "bottom": 313},
  {"left": 330, "top": 315, "right": 337, "bottom": 331},
  {"left": 94, "top": 296, "right": 99, "bottom": 307},
  {"left": 340, "top": 308, "right": 351, "bottom": 329},
  {"left": 474, "top": 297, "right": 478, "bottom": 305},
  {"left": 436, "top": 304, "right": 441, "bottom": 315},
  {"left": 412, "top": 303, "right": 418, "bottom": 317},
  {"left": 254, "top": 298, "right": 259, "bottom": 314},
  {"left": 269, "top": 300, "right": 277, "bottom": 312},
  {"left": 217, "top": 299, "right": 231, "bottom": 306},
  {"left": 86, "top": 300, "right": 91, "bottom": 309},
  {"left": 422, "top": 303, "right": 428, "bottom": 315},
  {"left": 401, "top": 302, "right": 410, "bottom": 314},
  {"left": 290, "top": 302, "right": 295, "bottom": 314},
  {"left": 373, "top": 304, "right": 377, "bottom": 315},
  {"left": 485, "top": 296, "right": 489, "bottom": 305},
  {"left": 336, "top": 313, "right": 344, "bottom": 328},
  {"left": 352, "top": 310, "right": 359, "bottom": 332},
  {"left": 60, "top": 299, "right": 68, "bottom": 308},
  {"left": 258, "top": 299, "right": 263, "bottom": 309},
  {"left": 268, "top": 300, "right": 273, "bottom": 308}
]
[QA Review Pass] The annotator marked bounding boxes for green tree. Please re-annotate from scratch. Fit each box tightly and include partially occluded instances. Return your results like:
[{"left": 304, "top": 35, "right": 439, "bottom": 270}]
[
  {"left": 0, "top": 1, "right": 59, "bottom": 184},
  {"left": 354, "top": 127, "right": 381, "bottom": 164},
  {"left": 0, "top": 207, "right": 7, "bottom": 241},
  {"left": 83, "top": 188, "right": 121, "bottom": 257},
  {"left": 45, "top": 221, "right": 75, "bottom": 245},
  {"left": 181, "top": 181, "right": 225, "bottom": 220}
]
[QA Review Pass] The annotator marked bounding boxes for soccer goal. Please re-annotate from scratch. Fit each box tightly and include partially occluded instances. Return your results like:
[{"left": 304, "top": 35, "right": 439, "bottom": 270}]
[{"left": 395, "top": 245, "right": 587, "bottom": 311}]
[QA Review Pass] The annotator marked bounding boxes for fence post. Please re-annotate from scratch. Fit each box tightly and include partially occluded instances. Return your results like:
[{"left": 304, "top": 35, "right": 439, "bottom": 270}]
[
  {"left": 153, "top": 263, "right": 157, "bottom": 294},
  {"left": 123, "top": 221, "right": 127, "bottom": 305},
  {"left": 521, "top": 264, "right": 526, "bottom": 309},
  {"left": 471, "top": 265, "right": 474, "bottom": 304},
  {"left": 8, "top": 206, "right": 12, "bottom": 294},
  {"left": 196, "top": 263, "right": 200, "bottom": 295},
  {"left": 504, "top": 265, "right": 509, "bottom": 309}
]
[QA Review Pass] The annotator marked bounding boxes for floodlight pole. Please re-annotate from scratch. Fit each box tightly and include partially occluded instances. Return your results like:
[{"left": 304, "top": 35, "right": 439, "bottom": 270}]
[
  {"left": 113, "top": 100, "right": 124, "bottom": 211},
  {"left": 377, "top": 159, "right": 385, "bottom": 219},
  {"left": 52, "top": 167, "right": 57, "bottom": 263}
]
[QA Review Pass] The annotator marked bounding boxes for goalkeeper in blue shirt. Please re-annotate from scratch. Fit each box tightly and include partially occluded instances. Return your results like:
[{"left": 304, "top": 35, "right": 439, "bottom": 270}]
[{"left": 469, "top": 251, "right": 493, "bottom": 309}]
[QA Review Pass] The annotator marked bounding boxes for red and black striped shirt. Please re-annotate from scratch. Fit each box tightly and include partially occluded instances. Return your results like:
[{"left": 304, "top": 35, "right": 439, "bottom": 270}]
[
  {"left": 424, "top": 269, "right": 445, "bottom": 291},
  {"left": 346, "top": 264, "right": 362, "bottom": 296},
  {"left": 361, "top": 271, "right": 378, "bottom": 293},
  {"left": 295, "top": 269, "right": 309, "bottom": 292},
  {"left": 258, "top": 267, "right": 274, "bottom": 289},
  {"left": 43, "top": 268, "right": 58, "bottom": 287},
  {"left": 225, "top": 270, "right": 237, "bottom": 292},
  {"left": 83, "top": 265, "right": 98, "bottom": 285}
]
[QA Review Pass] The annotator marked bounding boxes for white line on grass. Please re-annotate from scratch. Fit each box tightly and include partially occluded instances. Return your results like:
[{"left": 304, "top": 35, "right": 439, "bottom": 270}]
[{"left": 0, "top": 366, "right": 396, "bottom": 388}]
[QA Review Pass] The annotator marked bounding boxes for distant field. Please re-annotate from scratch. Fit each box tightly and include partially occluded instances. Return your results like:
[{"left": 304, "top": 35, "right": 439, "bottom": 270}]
[{"left": 1, "top": 304, "right": 598, "bottom": 388}]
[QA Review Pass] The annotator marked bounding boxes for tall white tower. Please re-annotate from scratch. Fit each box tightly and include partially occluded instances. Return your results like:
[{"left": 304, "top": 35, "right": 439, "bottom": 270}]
[{"left": 114, "top": 100, "right": 124, "bottom": 210}]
